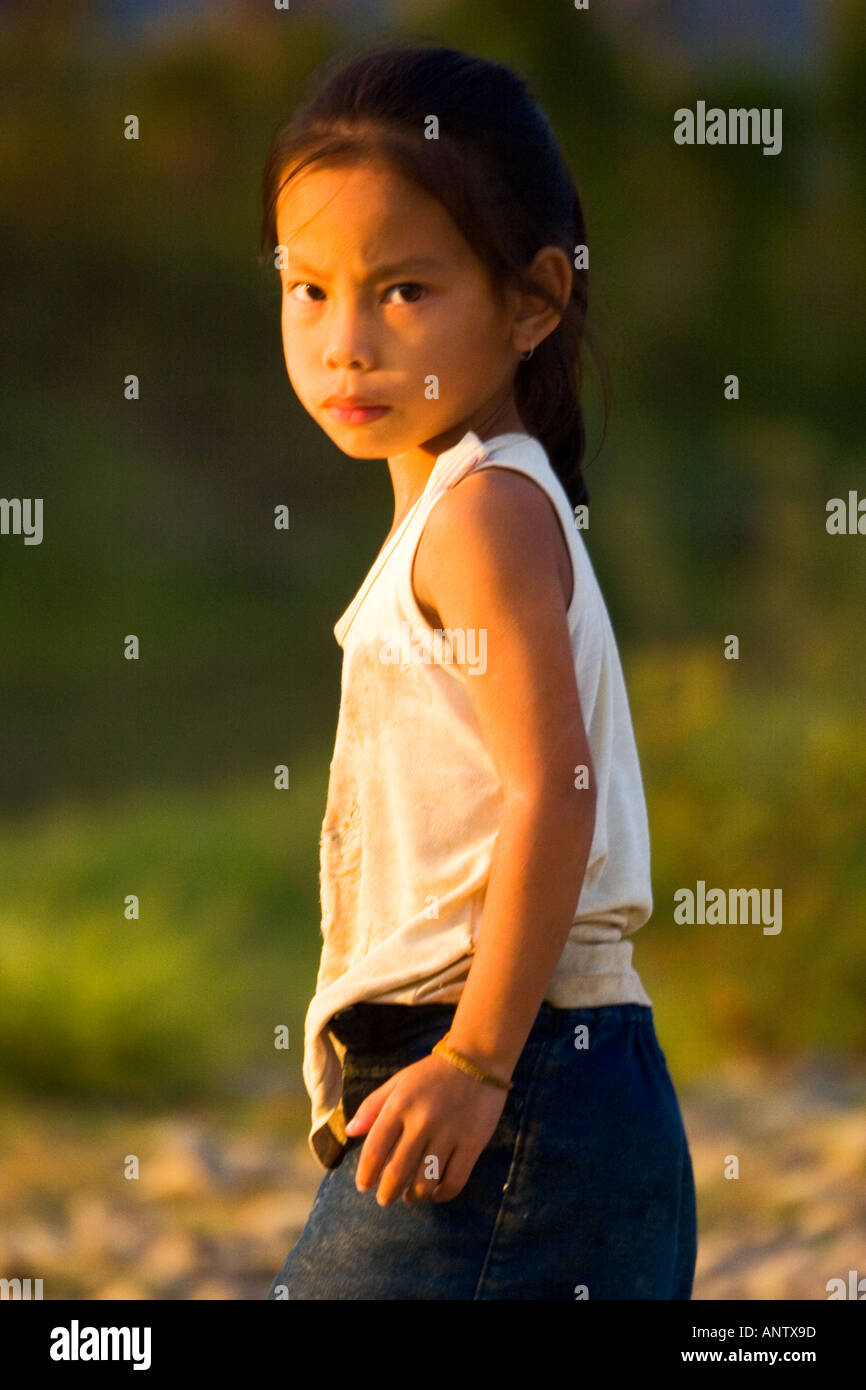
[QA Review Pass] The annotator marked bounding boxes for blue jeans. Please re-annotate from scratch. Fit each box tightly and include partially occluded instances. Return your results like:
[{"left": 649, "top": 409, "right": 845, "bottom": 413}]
[{"left": 266, "top": 1000, "right": 697, "bottom": 1299}]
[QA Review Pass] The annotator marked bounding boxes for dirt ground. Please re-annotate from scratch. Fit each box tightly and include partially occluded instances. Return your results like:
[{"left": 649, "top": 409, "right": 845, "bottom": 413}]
[{"left": 1, "top": 1055, "right": 864, "bottom": 1301}]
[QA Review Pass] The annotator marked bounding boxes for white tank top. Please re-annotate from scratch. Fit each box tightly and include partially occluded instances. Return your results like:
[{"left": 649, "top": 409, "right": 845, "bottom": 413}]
[{"left": 303, "top": 429, "right": 653, "bottom": 1169}]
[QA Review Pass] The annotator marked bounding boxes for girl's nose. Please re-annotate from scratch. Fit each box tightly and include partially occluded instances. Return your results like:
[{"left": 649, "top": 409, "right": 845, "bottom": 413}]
[
  {"left": 326, "top": 352, "right": 368, "bottom": 370},
  {"left": 325, "top": 341, "right": 373, "bottom": 371},
  {"left": 324, "top": 308, "right": 375, "bottom": 372}
]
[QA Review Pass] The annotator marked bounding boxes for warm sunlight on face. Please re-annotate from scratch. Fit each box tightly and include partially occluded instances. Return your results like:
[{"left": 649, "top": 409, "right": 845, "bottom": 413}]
[{"left": 274, "top": 158, "right": 523, "bottom": 458}]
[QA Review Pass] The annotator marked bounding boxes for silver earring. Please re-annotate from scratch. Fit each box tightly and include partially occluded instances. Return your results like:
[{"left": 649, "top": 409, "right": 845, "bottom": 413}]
[{"left": 520, "top": 345, "right": 534, "bottom": 361}]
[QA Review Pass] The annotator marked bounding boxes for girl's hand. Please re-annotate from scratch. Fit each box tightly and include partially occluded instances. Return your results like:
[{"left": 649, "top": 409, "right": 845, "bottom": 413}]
[{"left": 343, "top": 1051, "right": 509, "bottom": 1206}]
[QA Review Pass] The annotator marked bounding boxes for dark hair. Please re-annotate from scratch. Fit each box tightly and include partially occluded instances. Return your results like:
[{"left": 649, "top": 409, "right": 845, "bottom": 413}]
[{"left": 259, "top": 41, "right": 611, "bottom": 510}]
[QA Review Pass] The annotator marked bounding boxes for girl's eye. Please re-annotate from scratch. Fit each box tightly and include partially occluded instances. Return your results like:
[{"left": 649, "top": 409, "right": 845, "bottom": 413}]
[
  {"left": 287, "top": 282, "right": 325, "bottom": 302},
  {"left": 383, "top": 282, "right": 426, "bottom": 304},
  {"left": 285, "top": 282, "right": 426, "bottom": 305}
]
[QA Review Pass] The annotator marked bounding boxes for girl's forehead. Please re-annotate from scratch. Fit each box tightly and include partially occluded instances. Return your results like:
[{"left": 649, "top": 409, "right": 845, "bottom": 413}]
[
  {"left": 278, "top": 161, "right": 444, "bottom": 232},
  {"left": 275, "top": 165, "right": 468, "bottom": 266}
]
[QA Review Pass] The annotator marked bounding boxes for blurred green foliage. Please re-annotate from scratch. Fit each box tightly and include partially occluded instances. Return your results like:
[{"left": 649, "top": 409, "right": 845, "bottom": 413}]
[{"left": 0, "top": 2, "right": 864, "bottom": 1098}]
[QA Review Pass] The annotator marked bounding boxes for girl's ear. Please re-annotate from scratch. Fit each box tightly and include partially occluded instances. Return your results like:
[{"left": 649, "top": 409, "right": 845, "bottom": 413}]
[{"left": 516, "top": 245, "right": 574, "bottom": 346}]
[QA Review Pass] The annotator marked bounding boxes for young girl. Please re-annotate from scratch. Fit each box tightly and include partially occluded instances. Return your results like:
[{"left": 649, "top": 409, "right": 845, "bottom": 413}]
[{"left": 262, "top": 41, "right": 697, "bottom": 1300}]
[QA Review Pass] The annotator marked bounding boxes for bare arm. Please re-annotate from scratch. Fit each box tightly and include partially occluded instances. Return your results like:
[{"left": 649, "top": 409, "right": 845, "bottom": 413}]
[{"left": 414, "top": 466, "right": 597, "bottom": 1078}]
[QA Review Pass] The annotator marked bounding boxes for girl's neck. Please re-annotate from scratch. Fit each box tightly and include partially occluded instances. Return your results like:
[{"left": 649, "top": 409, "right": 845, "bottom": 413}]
[{"left": 385, "top": 402, "right": 528, "bottom": 540}]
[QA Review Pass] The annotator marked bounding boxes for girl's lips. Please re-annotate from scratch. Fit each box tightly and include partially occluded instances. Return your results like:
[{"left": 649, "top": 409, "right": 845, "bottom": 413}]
[{"left": 326, "top": 404, "right": 390, "bottom": 425}]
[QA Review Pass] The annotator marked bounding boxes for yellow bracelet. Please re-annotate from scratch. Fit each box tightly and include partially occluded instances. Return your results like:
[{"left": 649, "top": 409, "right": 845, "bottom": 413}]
[{"left": 432, "top": 1035, "right": 513, "bottom": 1091}]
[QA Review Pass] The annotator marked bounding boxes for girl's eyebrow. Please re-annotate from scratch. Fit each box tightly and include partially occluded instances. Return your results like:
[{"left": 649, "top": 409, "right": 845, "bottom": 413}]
[{"left": 286, "top": 255, "right": 445, "bottom": 280}]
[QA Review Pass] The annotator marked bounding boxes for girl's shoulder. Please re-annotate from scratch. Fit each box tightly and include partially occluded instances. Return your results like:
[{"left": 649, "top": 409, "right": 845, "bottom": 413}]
[{"left": 413, "top": 459, "right": 575, "bottom": 622}]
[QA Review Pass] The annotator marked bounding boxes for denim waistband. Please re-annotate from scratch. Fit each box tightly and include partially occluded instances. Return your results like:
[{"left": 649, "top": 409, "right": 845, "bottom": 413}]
[{"left": 328, "top": 999, "right": 653, "bottom": 1050}]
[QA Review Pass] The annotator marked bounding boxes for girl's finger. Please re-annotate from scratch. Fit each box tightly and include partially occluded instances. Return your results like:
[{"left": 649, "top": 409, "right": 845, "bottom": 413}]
[
  {"left": 354, "top": 1099, "right": 404, "bottom": 1193},
  {"left": 345, "top": 1074, "right": 400, "bottom": 1136},
  {"left": 374, "top": 1128, "right": 433, "bottom": 1206},
  {"left": 403, "top": 1140, "right": 454, "bottom": 1203},
  {"left": 431, "top": 1144, "right": 475, "bottom": 1203}
]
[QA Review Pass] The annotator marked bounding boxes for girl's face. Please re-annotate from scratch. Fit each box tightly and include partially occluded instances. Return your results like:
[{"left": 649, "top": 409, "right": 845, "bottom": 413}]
[{"left": 275, "top": 158, "right": 525, "bottom": 458}]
